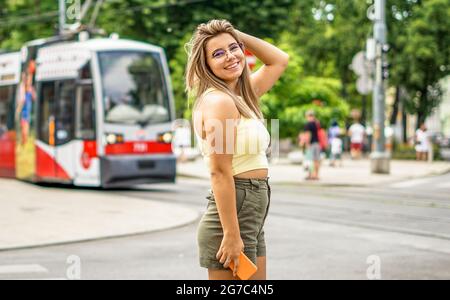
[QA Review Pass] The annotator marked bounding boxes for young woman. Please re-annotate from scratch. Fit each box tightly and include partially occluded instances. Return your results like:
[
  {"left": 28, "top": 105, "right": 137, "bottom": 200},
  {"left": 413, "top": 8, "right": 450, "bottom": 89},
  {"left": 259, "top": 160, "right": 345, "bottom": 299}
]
[{"left": 185, "top": 19, "right": 288, "bottom": 280}]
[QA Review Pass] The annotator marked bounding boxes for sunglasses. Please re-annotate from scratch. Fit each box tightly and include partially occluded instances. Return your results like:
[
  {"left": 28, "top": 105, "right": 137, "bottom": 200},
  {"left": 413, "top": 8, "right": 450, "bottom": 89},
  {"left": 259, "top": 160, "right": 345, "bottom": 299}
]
[{"left": 211, "top": 42, "right": 244, "bottom": 60}]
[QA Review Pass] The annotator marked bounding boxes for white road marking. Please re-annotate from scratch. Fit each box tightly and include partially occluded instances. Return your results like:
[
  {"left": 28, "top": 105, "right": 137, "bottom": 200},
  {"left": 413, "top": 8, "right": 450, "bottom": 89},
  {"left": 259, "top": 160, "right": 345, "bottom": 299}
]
[
  {"left": 14, "top": 278, "right": 67, "bottom": 280},
  {"left": 436, "top": 181, "right": 450, "bottom": 189},
  {"left": 0, "top": 264, "right": 48, "bottom": 275},
  {"left": 390, "top": 178, "right": 434, "bottom": 189}
]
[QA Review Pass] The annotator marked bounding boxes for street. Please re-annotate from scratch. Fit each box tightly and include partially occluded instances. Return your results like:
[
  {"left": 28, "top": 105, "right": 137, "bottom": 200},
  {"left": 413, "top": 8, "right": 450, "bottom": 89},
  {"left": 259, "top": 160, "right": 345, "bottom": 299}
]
[{"left": 0, "top": 173, "right": 449, "bottom": 280}]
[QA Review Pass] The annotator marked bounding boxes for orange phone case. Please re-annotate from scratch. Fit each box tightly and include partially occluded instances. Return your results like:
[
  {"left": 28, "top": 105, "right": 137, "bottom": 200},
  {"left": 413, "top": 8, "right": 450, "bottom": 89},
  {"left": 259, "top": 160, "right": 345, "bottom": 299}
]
[{"left": 229, "top": 252, "right": 258, "bottom": 280}]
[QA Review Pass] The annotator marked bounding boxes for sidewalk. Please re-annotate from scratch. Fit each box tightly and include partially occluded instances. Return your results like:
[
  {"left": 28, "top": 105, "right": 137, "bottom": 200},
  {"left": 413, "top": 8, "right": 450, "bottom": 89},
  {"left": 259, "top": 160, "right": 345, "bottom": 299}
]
[
  {"left": 177, "top": 157, "right": 450, "bottom": 187},
  {"left": 0, "top": 179, "right": 200, "bottom": 251}
]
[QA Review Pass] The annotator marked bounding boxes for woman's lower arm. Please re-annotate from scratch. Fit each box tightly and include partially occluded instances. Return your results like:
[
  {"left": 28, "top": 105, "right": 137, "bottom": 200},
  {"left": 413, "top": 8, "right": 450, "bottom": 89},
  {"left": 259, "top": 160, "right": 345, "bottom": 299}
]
[
  {"left": 210, "top": 172, "right": 240, "bottom": 237},
  {"left": 236, "top": 30, "right": 289, "bottom": 66}
]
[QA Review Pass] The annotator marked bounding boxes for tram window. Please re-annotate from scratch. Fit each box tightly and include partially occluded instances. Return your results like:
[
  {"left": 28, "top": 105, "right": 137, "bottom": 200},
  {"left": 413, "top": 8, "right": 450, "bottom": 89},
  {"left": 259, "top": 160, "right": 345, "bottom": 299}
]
[
  {"left": 0, "top": 87, "right": 8, "bottom": 136},
  {"left": 55, "top": 80, "right": 75, "bottom": 145},
  {"left": 76, "top": 85, "right": 95, "bottom": 140},
  {"left": 0, "top": 88, "right": 8, "bottom": 125},
  {"left": 0, "top": 114, "right": 5, "bottom": 137},
  {"left": 98, "top": 51, "right": 171, "bottom": 125},
  {"left": 38, "top": 82, "right": 55, "bottom": 144},
  {"left": 7, "top": 87, "right": 15, "bottom": 130},
  {"left": 0, "top": 86, "right": 15, "bottom": 133}
]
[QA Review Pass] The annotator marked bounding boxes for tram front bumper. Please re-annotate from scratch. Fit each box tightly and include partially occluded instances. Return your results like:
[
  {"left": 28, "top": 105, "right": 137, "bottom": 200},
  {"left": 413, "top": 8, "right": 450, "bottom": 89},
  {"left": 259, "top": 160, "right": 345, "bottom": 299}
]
[{"left": 100, "top": 154, "right": 176, "bottom": 188}]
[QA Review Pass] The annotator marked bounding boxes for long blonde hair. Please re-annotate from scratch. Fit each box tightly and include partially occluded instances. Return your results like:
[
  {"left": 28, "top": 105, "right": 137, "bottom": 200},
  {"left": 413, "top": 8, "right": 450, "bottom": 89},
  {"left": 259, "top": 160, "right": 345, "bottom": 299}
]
[{"left": 184, "top": 19, "right": 262, "bottom": 119}]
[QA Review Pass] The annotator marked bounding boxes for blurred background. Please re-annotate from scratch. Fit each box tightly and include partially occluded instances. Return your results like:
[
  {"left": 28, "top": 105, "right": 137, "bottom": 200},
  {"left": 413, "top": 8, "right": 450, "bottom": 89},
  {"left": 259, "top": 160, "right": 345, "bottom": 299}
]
[{"left": 0, "top": 0, "right": 449, "bottom": 159}]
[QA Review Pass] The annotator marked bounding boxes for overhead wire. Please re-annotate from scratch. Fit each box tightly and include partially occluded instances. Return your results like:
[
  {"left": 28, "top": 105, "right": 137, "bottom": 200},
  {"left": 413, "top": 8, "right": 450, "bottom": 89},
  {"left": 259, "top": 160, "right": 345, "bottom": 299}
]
[{"left": 0, "top": 0, "right": 207, "bottom": 27}]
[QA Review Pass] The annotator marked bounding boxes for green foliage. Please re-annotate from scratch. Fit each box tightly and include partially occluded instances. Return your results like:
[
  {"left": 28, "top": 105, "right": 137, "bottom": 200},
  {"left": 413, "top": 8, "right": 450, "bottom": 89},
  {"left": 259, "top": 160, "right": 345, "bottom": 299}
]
[
  {"left": 95, "top": 0, "right": 298, "bottom": 61},
  {"left": 0, "top": 0, "right": 57, "bottom": 49},
  {"left": 289, "top": 0, "right": 371, "bottom": 104},
  {"left": 392, "top": 143, "right": 442, "bottom": 161},
  {"left": 260, "top": 35, "right": 349, "bottom": 139},
  {"left": 1, "top": 0, "right": 448, "bottom": 131},
  {"left": 392, "top": 143, "right": 416, "bottom": 160},
  {"left": 401, "top": 0, "right": 450, "bottom": 123},
  {"left": 93, "top": 0, "right": 300, "bottom": 121},
  {"left": 169, "top": 32, "right": 191, "bottom": 120},
  {"left": 272, "top": 78, "right": 350, "bottom": 139}
]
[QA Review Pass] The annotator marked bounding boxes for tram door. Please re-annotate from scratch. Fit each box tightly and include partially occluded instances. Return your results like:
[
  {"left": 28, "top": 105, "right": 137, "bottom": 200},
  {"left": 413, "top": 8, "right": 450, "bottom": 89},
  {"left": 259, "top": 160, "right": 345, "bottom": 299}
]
[
  {"left": 54, "top": 80, "right": 75, "bottom": 181},
  {"left": 37, "top": 81, "right": 57, "bottom": 179},
  {"left": 74, "top": 82, "right": 97, "bottom": 184},
  {"left": 37, "top": 80, "right": 75, "bottom": 181}
]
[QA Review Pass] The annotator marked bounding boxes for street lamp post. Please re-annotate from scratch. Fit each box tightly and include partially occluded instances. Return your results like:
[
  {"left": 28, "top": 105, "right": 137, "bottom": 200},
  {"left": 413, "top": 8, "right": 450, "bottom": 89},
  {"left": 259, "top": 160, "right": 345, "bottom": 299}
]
[{"left": 370, "top": 0, "right": 390, "bottom": 174}]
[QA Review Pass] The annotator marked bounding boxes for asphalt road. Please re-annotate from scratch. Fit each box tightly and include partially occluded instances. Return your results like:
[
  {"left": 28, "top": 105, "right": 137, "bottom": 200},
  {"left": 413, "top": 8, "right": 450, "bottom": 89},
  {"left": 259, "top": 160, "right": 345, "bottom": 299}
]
[{"left": 0, "top": 173, "right": 449, "bottom": 280}]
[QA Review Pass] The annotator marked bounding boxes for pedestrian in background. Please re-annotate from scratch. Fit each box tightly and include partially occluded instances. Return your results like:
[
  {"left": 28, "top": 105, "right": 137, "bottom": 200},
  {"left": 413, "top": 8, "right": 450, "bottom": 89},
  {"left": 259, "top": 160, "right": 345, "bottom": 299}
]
[
  {"left": 300, "top": 110, "right": 321, "bottom": 180},
  {"left": 185, "top": 19, "right": 288, "bottom": 280},
  {"left": 298, "top": 131, "right": 311, "bottom": 171},
  {"left": 348, "top": 118, "right": 365, "bottom": 160},
  {"left": 415, "top": 123, "right": 431, "bottom": 161},
  {"left": 328, "top": 120, "right": 343, "bottom": 167},
  {"left": 316, "top": 119, "right": 328, "bottom": 159}
]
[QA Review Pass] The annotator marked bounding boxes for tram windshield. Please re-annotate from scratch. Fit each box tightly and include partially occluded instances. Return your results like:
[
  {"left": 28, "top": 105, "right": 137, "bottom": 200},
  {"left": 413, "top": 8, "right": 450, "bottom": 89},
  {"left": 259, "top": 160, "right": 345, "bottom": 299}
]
[{"left": 98, "top": 51, "right": 171, "bottom": 125}]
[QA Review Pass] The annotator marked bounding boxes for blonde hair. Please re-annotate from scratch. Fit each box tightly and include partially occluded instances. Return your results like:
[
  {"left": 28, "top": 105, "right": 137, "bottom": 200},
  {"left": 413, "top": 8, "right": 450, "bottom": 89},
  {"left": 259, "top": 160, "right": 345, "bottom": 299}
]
[{"left": 184, "top": 19, "right": 262, "bottom": 119}]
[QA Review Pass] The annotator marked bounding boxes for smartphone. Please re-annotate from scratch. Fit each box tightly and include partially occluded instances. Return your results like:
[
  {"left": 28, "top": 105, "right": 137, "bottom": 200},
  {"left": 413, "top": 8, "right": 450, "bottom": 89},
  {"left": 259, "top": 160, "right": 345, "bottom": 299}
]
[{"left": 228, "top": 252, "right": 258, "bottom": 280}]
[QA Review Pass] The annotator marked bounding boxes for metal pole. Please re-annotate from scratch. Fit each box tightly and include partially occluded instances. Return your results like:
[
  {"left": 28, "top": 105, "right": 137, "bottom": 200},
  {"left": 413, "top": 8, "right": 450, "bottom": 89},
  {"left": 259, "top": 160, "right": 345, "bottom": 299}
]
[
  {"left": 80, "top": 0, "right": 93, "bottom": 21},
  {"left": 59, "top": 0, "right": 66, "bottom": 35},
  {"left": 89, "top": 0, "right": 105, "bottom": 28},
  {"left": 371, "top": 0, "right": 390, "bottom": 174},
  {"left": 373, "top": 44, "right": 385, "bottom": 153}
]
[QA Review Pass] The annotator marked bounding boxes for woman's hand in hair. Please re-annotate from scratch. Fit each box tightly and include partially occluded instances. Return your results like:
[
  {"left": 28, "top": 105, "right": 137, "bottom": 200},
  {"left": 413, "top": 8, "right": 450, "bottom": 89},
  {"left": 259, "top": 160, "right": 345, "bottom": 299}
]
[{"left": 234, "top": 29, "right": 289, "bottom": 97}]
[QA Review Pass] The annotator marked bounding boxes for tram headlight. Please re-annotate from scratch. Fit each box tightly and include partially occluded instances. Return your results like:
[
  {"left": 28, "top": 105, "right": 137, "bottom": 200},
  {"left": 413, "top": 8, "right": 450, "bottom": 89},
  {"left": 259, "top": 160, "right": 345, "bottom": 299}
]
[
  {"left": 105, "top": 133, "right": 124, "bottom": 144},
  {"left": 158, "top": 131, "right": 173, "bottom": 144}
]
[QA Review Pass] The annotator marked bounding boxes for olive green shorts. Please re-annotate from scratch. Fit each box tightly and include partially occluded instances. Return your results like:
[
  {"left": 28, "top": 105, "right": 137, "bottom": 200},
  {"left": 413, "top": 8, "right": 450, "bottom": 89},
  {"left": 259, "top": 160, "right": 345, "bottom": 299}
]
[{"left": 197, "top": 177, "right": 271, "bottom": 269}]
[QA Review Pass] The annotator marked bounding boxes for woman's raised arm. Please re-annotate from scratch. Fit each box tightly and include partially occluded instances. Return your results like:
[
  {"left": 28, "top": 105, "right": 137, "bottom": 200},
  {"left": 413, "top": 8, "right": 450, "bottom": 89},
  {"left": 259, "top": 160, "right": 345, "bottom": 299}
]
[{"left": 236, "top": 30, "right": 289, "bottom": 98}]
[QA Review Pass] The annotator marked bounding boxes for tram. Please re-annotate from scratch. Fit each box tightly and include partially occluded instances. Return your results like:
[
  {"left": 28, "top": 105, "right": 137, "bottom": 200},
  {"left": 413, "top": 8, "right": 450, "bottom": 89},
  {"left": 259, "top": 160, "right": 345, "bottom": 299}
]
[{"left": 0, "top": 34, "right": 176, "bottom": 187}]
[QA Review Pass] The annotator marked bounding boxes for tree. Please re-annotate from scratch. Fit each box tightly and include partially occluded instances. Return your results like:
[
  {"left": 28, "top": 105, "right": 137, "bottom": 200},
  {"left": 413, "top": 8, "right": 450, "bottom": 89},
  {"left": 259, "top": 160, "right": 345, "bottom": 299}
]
[
  {"left": 321, "top": 0, "right": 371, "bottom": 102},
  {"left": 0, "top": 0, "right": 57, "bottom": 49},
  {"left": 287, "top": 0, "right": 372, "bottom": 117},
  {"left": 169, "top": 32, "right": 193, "bottom": 120},
  {"left": 259, "top": 33, "right": 350, "bottom": 139},
  {"left": 1, "top": 0, "right": 446, "bottom": 129},
  {"left": 96, "top": 0, "right": 298, "bottom": 61},
  {"left": 402, "top": 0, "right": 450, "bottom": 126},
  {"left": 387, "top": 0, "right": 425, "bottom": 134}
]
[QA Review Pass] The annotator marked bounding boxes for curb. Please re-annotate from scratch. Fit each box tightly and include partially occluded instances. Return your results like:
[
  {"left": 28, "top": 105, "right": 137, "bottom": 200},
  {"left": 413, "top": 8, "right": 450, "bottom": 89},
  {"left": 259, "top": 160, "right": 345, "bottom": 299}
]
[
  {"left": 0, "top": 212, "right": 202, "bottom": 253},
  {"left": 0, "top": 178, "right": 202, "bottom": 252},
  {"left": 177, "top": 165, "right": 450, "bottom": 188},
  {"left": 176, "top": 173, "right": 209, "bottom": 181}
]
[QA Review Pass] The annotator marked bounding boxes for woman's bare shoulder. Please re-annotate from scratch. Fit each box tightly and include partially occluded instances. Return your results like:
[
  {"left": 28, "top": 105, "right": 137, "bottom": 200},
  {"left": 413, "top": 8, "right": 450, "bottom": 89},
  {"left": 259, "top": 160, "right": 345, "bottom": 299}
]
[{"left": 200, "top": 90, "right": 239, "bottom": 120}]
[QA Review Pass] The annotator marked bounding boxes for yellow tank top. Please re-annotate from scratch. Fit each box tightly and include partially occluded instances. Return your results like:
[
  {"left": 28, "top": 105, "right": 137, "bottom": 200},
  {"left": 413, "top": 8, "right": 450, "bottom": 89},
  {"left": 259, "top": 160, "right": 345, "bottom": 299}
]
[{"left": 194, "top": 88, "right": 270, "bottom": 176}]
